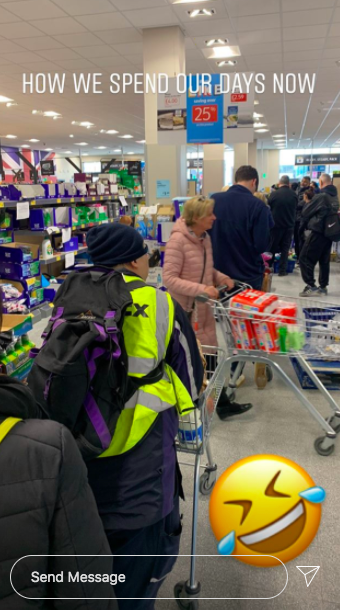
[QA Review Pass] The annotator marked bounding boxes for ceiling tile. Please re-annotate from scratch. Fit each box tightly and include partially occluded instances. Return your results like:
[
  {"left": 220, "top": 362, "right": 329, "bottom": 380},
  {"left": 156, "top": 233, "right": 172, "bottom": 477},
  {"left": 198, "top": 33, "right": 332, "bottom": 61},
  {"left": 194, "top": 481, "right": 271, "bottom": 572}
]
[
  {"left": 2, "top": 50, "right": 45, "bottom": 63},
  {"left": 113, "top": 0, "right": 166, "bottom": 7},
  {"left": 241, "top": 41, "right": 282, "bottom": 55},
  {"left": 18, "top": 36, "right": 64, "bottom": 50},
  {"left": 0, "top": 4, "right": 21, "bottom": 20},
  {"left": 91, "top": 55, "right": 133, "bottom": 67},
  {"left": 76, "top": 45, "right": 118, "bottom": 58},
  {"left": 38, "top": 48, "right": 82, "bottom": 60},
  {"left": 54, "top": 32, "right": 103, "bottom": 47},
  {"left": 283, "top": 0, "right": 336, "bottom": 9},
  {"left": 283, "top": 9, "right": 333, "bottom": 27},
  {"left": 124, "top": 54, "right": 143, "bottom": 66},
  {"left": 184, "top": 18, "right": 233, "bottom": 36},
  {"left": 283, "top": 25, "right": 328, "bottom": 40},
  {"left": 284, "top": 49, "right": 322, "bottom": 62},
  {"left": 95, "top": 28, "right": 142, "bottom": 44},
  {"left": 34, "top": 17, "right": 87, "bottom": 35},
  {"left": 334, "top": 7, "right": 340, "bottom": 20},
  {"left": 54, "top": 58, "right": 98, "bottom": 70},
  {"left": 329, "top": 22, "right": 340, "bottom": 35},
  {"left": 231, "top": 13, "right": 280, "bottom": 32},
  {"left": 111, "top": 42, "right": 143, "bottom": 55},
  {"left": 120, "top": 7, "right": 178, "bottom": 27},
  {"left": 0, "top": 39, "right": 26, "bottom": 52},
  {"left": 325, "top": 36, "right": 340, "bottom": 48},
  {"left": 225, "top": 0, "right": 280, "bottom": 17},
  {"left": 3, "top": 0, "right": 67, "bottom": 19},
  {"left": 53, "top": 0, "right": 115, "bottom": 15},
  {"left": 321, "top": 47, "right": 340, "bottom": 58},
  {"left": 237, "top": 29, "right": 281, "bottom": 44},
  {"left": 75, "top": 12, "right": 131, "bottom": 30},
  {"left": 283, "top": 38, "right": 325, "bottom": 51},
  {"left": 2, "top": 21, "right": 47, "bottom": 39},
  {"left": 20, "top": 60, "right": 60, "bottom": 71}
]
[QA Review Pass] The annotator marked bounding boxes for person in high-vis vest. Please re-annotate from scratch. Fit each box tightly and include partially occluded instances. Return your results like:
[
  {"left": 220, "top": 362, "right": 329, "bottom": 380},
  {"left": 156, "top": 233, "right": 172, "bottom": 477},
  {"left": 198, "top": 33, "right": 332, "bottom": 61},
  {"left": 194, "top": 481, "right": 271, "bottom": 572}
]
[
  {"left": 85, "top": 223, "right": 204, "bottom": 609},
  {"left": 0, "top": 289, "right": 117, "bottom": 610}
]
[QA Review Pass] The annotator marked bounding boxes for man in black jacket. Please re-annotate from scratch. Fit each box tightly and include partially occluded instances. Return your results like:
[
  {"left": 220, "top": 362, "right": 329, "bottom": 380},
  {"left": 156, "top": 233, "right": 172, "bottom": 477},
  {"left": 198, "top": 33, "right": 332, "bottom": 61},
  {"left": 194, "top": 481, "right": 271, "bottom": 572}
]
[
  {"left": 299, "top": 174, "right": 339, "bottom": 296},
  {"left": 0, "top": 290, "right": 117, "bottom": 610},
  {"left": 268, "top": 175, "right": 297, "bottom": 276},
  {"left": 294, "top": 176, "right": 311, "bottom": 261}
]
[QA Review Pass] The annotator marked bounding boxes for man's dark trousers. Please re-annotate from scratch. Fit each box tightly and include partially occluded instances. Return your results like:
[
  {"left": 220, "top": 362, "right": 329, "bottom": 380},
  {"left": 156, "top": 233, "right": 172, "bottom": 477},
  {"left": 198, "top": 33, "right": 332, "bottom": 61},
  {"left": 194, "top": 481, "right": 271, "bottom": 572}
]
[
  {"left": 299, "top": 232, "right": 332, "bottom": 288},
  {"left": 270, "top": 227, "right": 293, "bottom": 273}
]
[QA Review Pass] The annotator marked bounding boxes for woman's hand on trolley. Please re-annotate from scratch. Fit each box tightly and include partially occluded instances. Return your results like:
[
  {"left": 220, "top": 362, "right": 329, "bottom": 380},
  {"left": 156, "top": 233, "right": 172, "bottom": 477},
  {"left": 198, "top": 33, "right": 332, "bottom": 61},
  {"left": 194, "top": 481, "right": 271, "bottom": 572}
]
[{"left": 203, "top": 286, "right": 220, "bottom": 300}]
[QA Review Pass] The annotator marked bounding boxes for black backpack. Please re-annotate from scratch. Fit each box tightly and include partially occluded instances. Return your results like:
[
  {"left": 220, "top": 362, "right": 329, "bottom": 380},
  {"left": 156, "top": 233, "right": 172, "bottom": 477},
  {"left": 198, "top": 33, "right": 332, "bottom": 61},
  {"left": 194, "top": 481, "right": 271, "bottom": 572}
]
[
  {"left": 27, "top": 268, "right": 164, "bottom": 460},
  {"left": 324, "top": 211, "right": 340, "bottom": 241}
]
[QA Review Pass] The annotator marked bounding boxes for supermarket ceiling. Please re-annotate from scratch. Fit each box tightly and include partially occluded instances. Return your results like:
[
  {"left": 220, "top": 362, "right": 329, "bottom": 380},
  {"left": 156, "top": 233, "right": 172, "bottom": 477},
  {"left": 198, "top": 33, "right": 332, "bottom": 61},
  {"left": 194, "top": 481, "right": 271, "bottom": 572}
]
[{"left": 0, "top": 0, "right": 340, "bottom": 155}]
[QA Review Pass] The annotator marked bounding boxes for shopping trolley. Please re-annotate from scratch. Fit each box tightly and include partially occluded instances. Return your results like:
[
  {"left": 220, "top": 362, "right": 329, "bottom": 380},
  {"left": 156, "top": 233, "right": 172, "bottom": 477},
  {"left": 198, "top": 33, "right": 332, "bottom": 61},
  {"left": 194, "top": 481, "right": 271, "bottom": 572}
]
[
  {"left": 211, "top": 283, "right": 340, "bottom": 457},
  {"left": 174, "top": 345, "right": 226, "bottom": 610}
]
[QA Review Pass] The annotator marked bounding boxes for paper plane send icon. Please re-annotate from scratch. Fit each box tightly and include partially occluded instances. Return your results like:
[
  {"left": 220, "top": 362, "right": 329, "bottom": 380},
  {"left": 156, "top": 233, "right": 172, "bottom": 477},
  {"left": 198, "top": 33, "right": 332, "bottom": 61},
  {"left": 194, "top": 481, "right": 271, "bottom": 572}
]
[{"left": 296, "top": 566, "right": 320, "bottom": 587}]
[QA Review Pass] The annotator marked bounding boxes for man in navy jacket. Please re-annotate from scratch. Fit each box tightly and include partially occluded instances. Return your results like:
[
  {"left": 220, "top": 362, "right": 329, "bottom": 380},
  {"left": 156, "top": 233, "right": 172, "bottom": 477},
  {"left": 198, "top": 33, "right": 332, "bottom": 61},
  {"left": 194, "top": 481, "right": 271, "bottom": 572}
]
[{"left": 211, "top": 166, "right": 274, "bottom": 289}]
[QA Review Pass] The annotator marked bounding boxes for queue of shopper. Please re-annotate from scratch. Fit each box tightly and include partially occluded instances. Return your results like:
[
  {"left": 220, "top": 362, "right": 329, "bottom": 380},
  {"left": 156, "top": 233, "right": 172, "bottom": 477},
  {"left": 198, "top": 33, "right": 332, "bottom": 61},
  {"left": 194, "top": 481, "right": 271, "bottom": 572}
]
[{"left": 1, "top": 163, "right": 339, "bottom": 610}]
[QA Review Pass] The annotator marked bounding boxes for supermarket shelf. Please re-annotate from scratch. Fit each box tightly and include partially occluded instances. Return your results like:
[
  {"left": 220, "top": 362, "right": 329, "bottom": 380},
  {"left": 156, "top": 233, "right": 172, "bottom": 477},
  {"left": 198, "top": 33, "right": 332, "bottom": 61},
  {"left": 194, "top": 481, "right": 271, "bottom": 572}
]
[
  {"left": 0, "top": 195, "right": 144, "bottom": 209},
  {"left": 14, "top": 217, "right": 120, "bottom": 237},
  {"left": 40, "top": 246, "right": 88, "bottom": 265}
]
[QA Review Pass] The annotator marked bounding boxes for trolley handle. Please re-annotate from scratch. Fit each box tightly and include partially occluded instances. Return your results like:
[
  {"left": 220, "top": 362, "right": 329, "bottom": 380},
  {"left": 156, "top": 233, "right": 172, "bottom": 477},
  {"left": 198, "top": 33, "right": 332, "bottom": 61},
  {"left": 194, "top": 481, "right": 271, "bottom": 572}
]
[{"left": 195, "top": 281, "right": 249, "bottom": 304}]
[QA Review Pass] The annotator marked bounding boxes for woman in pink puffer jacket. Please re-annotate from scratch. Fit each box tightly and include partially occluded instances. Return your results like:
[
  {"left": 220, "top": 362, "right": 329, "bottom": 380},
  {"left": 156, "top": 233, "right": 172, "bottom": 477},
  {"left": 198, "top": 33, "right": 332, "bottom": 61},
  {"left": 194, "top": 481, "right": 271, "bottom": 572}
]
[
  {"left": 163, "top": 196, "right": 233, "bottom": 347},
  {"left": 163, "top": 196, "right": 253, "bottom": 419}
]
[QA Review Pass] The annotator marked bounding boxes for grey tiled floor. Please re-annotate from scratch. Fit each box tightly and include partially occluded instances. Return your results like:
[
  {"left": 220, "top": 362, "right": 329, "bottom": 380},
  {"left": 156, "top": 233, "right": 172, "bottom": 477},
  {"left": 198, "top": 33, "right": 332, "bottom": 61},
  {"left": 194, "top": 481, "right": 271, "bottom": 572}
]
[{"left": 29, "top": 265, "right": 340, "bottom": 610}]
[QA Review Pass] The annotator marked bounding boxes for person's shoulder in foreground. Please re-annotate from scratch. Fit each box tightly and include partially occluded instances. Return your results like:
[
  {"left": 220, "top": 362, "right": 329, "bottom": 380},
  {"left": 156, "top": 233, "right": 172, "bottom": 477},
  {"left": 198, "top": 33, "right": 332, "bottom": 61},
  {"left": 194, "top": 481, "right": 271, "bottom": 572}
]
[{"left": 0, "top": 375, "right": 116, "bottom": 610}]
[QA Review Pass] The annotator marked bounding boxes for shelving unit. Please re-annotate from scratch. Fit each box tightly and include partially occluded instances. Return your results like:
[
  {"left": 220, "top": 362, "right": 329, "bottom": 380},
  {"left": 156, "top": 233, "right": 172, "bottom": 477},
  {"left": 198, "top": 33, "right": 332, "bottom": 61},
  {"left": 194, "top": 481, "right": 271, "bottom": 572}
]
[
  {"left": 40, "top": 246, "right": 88, "bottom": 265},
  {"left": 0, "top": 195, "right": 145, "bottom": 209}
]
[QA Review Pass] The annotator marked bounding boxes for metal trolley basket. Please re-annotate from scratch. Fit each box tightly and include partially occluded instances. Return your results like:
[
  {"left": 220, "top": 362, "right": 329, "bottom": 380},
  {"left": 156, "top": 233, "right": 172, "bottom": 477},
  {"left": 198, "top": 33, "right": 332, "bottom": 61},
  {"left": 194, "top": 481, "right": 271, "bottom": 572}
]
[
  {"left": 174, "top": 345, "right": 226, "bottom": 610},
  {"left": 213, "top": 283, "right": 340, "bottom": 457}
]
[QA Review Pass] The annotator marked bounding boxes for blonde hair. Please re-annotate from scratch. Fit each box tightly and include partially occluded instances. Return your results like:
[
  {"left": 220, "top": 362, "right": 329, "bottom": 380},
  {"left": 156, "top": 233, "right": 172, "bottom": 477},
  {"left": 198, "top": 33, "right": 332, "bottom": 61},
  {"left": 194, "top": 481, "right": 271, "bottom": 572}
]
[
  {"left": 221, "top": 185, "right": 230, "bottom": 192},
  {"left": 183, "top": 196, "right": 214, "bottom": 227},
  {"left": 119, "top": 215, "right": 133, "bottom": 226},
  {"left": 254, "top": 192, "right": 268, "bottom": 206}
]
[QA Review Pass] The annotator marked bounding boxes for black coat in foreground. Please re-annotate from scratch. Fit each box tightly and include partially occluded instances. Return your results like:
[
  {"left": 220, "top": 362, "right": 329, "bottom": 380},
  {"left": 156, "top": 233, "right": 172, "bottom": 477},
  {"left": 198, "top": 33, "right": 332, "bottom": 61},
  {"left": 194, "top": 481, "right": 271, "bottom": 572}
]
[{"left": 0, "top": 375, "right": 117, "bottom": 610}]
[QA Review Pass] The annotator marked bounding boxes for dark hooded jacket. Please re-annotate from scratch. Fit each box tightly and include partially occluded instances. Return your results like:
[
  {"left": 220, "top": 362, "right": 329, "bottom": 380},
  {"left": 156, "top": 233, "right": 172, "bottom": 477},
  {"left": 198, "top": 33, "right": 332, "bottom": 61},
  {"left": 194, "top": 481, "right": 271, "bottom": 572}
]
[
  {"left": 0, "top": 375, "right": 117, "bottom": 610},
  {"left": 300, "top": 185, "right": 340, "bottom": 235}
]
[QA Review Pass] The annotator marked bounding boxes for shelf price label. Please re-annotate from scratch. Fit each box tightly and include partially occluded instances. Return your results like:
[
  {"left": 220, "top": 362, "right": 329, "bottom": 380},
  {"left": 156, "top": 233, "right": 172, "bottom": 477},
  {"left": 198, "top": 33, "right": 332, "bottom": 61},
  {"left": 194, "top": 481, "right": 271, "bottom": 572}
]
[
  {"left": 192, "top": 104, "right": 218, "bottom": 123},
  {"left": 0, "top": 202, "right": 4, "bottom": 208},
  {"left": 56, "top": 198, "right": 61, "bottom": 203},
  {"left": 70, "top": 198, "right": 75, "bottom": 203}
]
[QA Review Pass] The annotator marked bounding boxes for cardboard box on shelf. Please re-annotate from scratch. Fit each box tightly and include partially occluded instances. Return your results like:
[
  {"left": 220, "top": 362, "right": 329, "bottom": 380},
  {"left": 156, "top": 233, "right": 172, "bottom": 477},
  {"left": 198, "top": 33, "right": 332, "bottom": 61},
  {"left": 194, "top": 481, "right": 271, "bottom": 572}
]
[{"left": 1, "top": 313, "right": 33, "bottom": 336}]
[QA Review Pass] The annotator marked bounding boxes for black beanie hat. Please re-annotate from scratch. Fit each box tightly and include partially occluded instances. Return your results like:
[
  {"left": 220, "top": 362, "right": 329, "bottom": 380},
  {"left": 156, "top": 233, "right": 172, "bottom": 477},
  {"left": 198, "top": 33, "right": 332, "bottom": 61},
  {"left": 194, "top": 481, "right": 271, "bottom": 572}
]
[{"left": 87, "top": 223, "right": 148, "bottom": 266}]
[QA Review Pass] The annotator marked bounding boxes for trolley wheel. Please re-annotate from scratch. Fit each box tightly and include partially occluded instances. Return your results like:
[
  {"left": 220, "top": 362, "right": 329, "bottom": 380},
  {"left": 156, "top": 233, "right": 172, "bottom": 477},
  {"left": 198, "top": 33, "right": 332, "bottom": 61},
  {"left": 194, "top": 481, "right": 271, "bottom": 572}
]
[
  {"left": 199, "top": 471, "right": 216, "bottom": 495},
  {"left": 174, "top": 582, "right": 199, "bottom": 610},
  {"left": 314, "top": 436, "right": 335, "bottom": 457},
  {"left": 266, "top": 366, "right": 273, "bottom": 382}
]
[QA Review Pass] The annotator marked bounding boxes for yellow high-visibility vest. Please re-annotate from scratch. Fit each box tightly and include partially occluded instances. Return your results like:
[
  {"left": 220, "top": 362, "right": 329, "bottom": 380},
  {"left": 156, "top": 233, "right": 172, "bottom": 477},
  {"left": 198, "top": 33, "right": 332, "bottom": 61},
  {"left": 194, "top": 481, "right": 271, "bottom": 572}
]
[
  {"left": 99, "top": 274, "right": 195, "bottom": 458},
  {"left": 0, "top": 417, "right": 22, "bottom": 444}
]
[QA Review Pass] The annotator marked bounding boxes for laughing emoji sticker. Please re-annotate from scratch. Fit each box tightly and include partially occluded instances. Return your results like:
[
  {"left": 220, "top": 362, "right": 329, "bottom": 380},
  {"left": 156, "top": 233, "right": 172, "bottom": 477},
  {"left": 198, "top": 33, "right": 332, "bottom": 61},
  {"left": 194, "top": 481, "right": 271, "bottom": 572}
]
[{"left": 209, "top": 455, "right": 326, "bottom": 567}]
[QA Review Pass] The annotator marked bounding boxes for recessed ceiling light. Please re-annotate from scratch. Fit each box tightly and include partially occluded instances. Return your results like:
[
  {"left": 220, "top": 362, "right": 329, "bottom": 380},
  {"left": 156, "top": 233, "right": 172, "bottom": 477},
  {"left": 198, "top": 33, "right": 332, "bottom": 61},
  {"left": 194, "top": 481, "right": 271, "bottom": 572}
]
[
  {"left": 82, "top": 153, "right": 88, "bottom": 156},
  {"left": 254, "top": 122, "right": 267, "bottom": 128},
  {"left": 43, "top": 111, "right": 60, "bottom": 117},
  {"left": 75, "top": 142, "right": 88, "bottom": 146},
  {"left": 45, "top": 148, "right": 53, "bottom": 151},
  {"left": 28, "top": 139, "right": 40, "bottom": 142},
  {"left": 206, "top": 38, "right": 228, "bottom": 46},
  {"left": 210, "top": 45, "right": 239, "bottom": 59},
  {"left": 69, "top": 134, "right": 74, "bottom": 138},
  {"left": 63, "top": 151, "right": 72, "bottom": 154},
  {"left": 254, "top": 100, "right": 259, "bottom": 105},
  {"left": 106, "top": 129, "right": 118, "bottom": 134},
  {"left": 21, "top": 144, "right": 30, "bottom": 148},
  {"left": 127, "top": 152, "right": 134, "bottom": 155},
  {"left": 188, "top": 8, "right": 215, "bottom": 16},
  {"left": 217, "top": 60, "right": 237, "bottom": 67},
  {"left": 273, "top": 134, "right": 285, "bottom": 138},
  {"left": 114, "top": 148, "right": 121, "bottom": 152},
  {"left": 289, "top": 138, "right": 295, "bottom": 141},
  {"left": 253, "top": 113, "right": 263, "bottom": 118},
  {"left": 119, "top": 134, "right": 133, "bottom": 139},
  {"left": 6, "top": 102, "right": 17, "bottom": 108},
  {"left": 0, "top": 95, "right": 13, "bottom": 103},
  {"left": 5, "top": 134, "right": 17, "bottom": 139},
  {"left": 255, "top": 129, "right": 269, "bottom": 133},
  {"left": 136, "top": 140, "right": 146, "bottom": 144},
  {"left": 96, "top": 146, "right": 107, "bottom": 149}
]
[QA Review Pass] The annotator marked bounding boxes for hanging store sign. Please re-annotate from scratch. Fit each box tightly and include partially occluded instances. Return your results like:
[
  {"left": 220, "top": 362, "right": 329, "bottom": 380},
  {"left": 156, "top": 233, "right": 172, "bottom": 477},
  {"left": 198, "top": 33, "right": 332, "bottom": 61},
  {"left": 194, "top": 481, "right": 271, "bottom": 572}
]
[
  {"left": 157, "top": 78, "right": 187, "bottom": 146},
  {"left": 295, "top": 154, "right": 340, "bottom": 165},
  {"left": 127, "top": 161, "right": 142, "bottom": 177},
  {"left": 186, "top": 74, "right": 223, "bottom": 145},
  {"left": 41, "top": 159, "right": 55, "bottom": 176}
]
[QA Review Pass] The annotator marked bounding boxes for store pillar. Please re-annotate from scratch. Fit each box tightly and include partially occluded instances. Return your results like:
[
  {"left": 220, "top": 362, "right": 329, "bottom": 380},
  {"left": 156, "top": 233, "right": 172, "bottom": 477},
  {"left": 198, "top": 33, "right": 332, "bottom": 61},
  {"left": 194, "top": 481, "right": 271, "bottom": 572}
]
[
  {"left": 143, "top": 26, "right": 187, "bottom": 205},
  {"left": 203, "top": 144, "right": 225, "bottom": 196},
  {"left": 248, "top": 141, "right": 258, "bottom": 169},
  {"left": 233, "top": 143, "right": 249, "bottom": 175}
]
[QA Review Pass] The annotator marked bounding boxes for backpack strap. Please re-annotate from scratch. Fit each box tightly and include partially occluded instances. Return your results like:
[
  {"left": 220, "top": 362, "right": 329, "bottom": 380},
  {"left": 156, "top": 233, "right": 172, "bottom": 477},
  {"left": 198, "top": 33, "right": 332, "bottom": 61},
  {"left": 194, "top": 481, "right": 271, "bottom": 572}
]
[{"left": 0, "top": 417, "right": 23, "bottom": 444}]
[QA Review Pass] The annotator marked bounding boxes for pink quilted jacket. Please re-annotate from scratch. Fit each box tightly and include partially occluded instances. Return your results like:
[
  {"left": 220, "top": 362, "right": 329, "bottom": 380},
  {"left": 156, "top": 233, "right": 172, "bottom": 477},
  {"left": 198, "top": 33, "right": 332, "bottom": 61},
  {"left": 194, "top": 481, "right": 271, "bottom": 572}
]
[{"left": 163, "top": 217, "right": 229, "bottom": 347}]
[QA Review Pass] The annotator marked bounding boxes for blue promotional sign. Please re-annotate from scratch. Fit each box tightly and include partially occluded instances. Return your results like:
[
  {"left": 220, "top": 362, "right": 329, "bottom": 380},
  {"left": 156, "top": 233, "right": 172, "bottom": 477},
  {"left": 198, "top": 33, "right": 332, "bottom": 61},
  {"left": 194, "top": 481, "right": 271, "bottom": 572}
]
[
  {"left": 186, "top": 75, "right": 224, "bottom": 145},
  {"left": 156, "top": 179, "right": 171, "bottom": 199}
]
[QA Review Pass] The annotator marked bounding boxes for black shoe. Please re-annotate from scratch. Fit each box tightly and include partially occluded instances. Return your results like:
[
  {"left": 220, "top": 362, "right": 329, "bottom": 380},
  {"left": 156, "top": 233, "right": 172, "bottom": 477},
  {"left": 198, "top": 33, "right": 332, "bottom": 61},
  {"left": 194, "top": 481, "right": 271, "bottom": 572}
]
[
  {"left": 217, "top": 401, "right": 253, "bottom": 420},
  {"left": 278, "top": 272, "right": 288, "bottom": 277}
]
